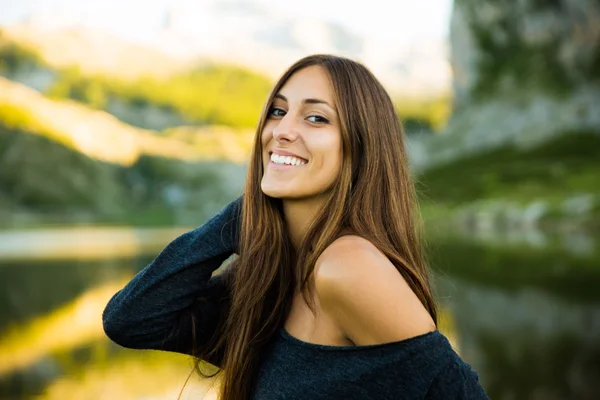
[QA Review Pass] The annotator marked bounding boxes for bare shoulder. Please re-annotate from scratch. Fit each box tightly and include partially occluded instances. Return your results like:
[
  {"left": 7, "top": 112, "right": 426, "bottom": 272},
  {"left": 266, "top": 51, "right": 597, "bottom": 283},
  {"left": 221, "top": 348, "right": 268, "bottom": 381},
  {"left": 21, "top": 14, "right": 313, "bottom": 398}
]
[{"left": 315, "top": 235, "right": 436, "bottom": 346}]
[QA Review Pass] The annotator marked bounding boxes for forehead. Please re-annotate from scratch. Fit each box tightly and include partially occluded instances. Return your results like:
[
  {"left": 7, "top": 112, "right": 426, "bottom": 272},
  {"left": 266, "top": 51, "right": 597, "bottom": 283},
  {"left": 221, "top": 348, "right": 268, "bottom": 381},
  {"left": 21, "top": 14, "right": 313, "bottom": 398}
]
[{"left": 278, "top": 65, "right": 335, "bottom": 105}]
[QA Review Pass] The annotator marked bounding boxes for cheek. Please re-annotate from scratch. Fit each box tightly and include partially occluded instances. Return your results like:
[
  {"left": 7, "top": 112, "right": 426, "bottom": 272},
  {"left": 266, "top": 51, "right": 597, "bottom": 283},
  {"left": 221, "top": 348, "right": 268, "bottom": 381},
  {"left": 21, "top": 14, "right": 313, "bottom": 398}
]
[
  {"left": 261, "top": 121, "right": 276, "bottom": 143},
  {"left": 325, "top": 134, "right": 343, "bottom": 167},
  {"left": 261, "top": 129, "right": 271, "bottom": 147}
]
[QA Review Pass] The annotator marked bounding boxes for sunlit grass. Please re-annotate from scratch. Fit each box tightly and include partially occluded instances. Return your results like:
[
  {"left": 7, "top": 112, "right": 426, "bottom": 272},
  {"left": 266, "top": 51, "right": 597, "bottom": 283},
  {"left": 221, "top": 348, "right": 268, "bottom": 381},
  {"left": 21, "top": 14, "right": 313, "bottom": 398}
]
[
  {"left": 0, "top": 77, "right": 253, "bottom": 166},
  {"left": 161, "top": 125, "right": 255, "bottom": 164},
  {"left": 395, "top": 94, "right": 452, "bottom": 132},
  {"left": 0, "top": 99, "right": 77, "bottom": 150}
]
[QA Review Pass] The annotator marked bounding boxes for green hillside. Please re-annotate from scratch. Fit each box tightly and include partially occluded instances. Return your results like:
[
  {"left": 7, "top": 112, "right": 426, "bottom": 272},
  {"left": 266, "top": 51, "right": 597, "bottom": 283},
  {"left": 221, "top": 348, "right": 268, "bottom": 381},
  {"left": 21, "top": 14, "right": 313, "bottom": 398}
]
[
  {"left": 418, "top": 131, "right": 600, "bottom": 230},
  {"left": 0, "top": 77, "right": 247, "bottom": 226},
  {"left": 47, "top": 65, "right": 273, "bottom": 128},
  {"left": 0, "top": 29, "right": 450, "bottom": 132}
]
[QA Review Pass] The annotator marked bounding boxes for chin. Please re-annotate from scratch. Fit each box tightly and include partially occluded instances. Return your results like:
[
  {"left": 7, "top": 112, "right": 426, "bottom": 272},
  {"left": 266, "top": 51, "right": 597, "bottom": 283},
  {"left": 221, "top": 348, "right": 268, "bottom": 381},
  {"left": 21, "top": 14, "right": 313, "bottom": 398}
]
[
  {"left": 260, "top": 184, "right": 282, "bottom": 198},
  {"left": 261, "top": 186, "right": 298, "bottom": 200},
  {"left": 261, "top": 190, "right": 287, "bottom": 199}
]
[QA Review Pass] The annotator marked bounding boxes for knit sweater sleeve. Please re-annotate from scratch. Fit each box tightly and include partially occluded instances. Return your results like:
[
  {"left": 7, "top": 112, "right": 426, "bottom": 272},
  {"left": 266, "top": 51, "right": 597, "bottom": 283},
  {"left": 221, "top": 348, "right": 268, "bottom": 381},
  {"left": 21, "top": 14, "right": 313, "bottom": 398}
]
[
  {"left": 102, "top": 196, "right": 242, "bottom": 364},
  {"left": 424, "top": 357, "right": 489, "bottom": 400}
]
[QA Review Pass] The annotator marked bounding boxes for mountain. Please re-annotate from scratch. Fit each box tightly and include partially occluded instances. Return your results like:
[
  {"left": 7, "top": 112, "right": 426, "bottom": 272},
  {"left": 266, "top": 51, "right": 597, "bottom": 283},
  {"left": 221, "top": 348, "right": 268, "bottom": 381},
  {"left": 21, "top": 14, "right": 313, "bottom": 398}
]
[
  {"left": 5, "top": 1, "right": 451, "bottom": 99},
  {"left": 1, "top": 23, "right": 192, "bottom": 81},
  {"left": 0, "top": 77, "right": 248, "bottom": 226}
]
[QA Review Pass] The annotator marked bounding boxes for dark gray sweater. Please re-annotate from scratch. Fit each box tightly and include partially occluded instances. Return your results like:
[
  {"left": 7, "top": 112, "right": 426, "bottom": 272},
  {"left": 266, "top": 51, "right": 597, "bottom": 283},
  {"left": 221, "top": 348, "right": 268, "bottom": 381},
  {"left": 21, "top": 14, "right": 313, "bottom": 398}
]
[{"left": 102, "top": 197, "right": 489, "bottom": 399}]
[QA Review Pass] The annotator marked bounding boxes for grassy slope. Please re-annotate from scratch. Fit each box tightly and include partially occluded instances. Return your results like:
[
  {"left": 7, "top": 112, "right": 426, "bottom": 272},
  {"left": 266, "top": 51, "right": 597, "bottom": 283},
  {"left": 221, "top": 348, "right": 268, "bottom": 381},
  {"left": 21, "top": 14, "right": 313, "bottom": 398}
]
[
  {"left": 418, "top": 132, "right": 600, "bottom": 203},
  {"left": 417, "top": 131, "right": 600, "bottom": 227},
  {"left": 0, "top": 29, "right": 450, "bottom": 132},
  {"left": 0, "top": 78, "right": 248, "bottom": 225},
  {"left": 47, "top": 65, "right": 273, "bottom": 128},
  {"left": 0, "top": 77, "right": 253, "bottom": 164}
]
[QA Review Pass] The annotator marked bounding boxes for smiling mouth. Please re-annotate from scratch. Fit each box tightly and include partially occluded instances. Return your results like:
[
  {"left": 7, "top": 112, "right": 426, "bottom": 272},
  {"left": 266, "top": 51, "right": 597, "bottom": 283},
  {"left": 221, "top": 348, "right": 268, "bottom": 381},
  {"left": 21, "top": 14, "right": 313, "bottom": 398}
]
[{"left": 268, "top": 151, "right": 309, "bottom": 165}]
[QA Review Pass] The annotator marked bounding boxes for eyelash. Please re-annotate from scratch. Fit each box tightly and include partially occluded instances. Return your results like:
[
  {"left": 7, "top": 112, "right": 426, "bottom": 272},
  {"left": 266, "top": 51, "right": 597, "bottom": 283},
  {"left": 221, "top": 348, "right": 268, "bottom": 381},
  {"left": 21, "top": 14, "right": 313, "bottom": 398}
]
[{"left": 268, "top": 107, "right": 330, "bottom": 124}]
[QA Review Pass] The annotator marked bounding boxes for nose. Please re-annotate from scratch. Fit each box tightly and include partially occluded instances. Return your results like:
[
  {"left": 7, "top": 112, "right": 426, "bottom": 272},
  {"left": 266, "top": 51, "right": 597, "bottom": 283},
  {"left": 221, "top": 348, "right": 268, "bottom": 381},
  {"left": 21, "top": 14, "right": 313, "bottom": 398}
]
[{"left": 272, "top": 113, "right": 299, "bottom": 143}]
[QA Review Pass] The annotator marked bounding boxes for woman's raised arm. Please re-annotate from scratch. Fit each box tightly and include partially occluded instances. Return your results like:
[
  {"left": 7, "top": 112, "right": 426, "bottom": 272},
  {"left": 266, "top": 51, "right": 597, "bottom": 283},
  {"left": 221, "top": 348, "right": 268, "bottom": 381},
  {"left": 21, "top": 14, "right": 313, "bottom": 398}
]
[{"left": 102, "top": 196, "right": 242, "bottom": 362}]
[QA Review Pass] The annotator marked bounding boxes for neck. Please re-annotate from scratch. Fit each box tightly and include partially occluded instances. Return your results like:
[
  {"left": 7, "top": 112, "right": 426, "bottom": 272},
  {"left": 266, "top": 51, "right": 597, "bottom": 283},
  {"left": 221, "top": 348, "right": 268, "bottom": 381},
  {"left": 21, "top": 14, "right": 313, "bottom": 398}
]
[{"left": 282, "top": 196, "right": 326, "bottom": 250}]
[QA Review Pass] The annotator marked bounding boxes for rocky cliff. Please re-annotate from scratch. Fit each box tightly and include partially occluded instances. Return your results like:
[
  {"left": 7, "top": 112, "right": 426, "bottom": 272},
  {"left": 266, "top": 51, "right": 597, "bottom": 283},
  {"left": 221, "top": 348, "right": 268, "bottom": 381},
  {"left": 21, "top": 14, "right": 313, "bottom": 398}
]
[
  {"left": 410, "top": 0, "right": 600, "bottom": 171},
  {"left": 409, "top": 0, "right": 600, "bottom": 233}
]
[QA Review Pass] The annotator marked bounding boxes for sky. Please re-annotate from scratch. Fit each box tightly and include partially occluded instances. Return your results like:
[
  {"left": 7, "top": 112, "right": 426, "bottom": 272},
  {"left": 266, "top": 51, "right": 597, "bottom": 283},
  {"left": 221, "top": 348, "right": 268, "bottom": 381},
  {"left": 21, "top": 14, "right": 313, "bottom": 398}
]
[{"left": 0, "top": 0, "right": 454, "bottom": 46}]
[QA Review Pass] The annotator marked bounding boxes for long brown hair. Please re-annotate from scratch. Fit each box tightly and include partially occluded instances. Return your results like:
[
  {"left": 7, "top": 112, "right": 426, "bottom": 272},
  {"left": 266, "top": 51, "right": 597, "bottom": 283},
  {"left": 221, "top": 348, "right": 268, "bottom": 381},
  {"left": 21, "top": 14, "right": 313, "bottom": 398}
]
[{"left": 187, "top": 54, "right": 437, "bottom": 400}]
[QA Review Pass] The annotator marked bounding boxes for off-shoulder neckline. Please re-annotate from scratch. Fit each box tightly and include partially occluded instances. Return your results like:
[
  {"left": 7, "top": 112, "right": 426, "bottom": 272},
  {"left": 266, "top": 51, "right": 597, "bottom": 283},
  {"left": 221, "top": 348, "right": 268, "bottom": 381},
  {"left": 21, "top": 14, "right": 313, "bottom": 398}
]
[{"left": 279, "top": 327, "right": 441, "bottom": 352}]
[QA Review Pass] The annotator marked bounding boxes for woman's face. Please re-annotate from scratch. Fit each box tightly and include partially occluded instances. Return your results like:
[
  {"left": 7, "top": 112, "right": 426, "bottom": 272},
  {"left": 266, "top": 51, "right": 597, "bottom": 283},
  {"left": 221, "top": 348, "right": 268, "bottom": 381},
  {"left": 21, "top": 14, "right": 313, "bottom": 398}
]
[{"left": 261, "top": 65, "right": 342, "bottom": 201}]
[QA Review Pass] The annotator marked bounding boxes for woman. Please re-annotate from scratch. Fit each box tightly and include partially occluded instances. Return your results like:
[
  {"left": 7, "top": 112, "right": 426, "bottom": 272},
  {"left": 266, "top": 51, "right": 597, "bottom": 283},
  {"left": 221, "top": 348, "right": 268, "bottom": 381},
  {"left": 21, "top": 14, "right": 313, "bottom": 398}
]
[{"left": 103, "top": 54, "right": 489, "bottom": 399}]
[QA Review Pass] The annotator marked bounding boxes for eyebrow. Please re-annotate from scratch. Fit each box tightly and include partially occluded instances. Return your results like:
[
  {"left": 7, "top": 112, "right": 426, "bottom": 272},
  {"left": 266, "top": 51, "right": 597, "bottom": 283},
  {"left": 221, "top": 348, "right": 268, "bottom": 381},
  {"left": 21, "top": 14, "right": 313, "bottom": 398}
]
[{"left": 275, "top": 93, "right": 335, "bottom": 110}]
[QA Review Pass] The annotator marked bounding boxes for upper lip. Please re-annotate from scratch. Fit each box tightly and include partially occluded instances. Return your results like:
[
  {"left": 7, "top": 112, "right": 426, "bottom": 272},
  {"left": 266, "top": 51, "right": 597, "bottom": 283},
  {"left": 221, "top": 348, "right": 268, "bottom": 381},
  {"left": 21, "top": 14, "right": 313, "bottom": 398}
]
[{"left": 269, "top": 149, "right": 308, "bottom": 162}]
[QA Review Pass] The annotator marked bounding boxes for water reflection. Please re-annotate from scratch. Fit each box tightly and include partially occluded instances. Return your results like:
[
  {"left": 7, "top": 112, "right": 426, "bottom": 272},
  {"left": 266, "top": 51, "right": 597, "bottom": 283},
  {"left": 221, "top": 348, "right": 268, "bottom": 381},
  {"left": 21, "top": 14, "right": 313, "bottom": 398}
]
[
  {"left": 0, "top": 257, "right": 137, "bottom": 332},
  {"left": 0, "top": 227, "right": 598, "bottom": 399},
  {"left": 436, "top": 278, "right": 600, "bottom": 399},
  {"left": 0, "top": 280, "right": 130, "bottom": 375},
  {"left": 0, "top": 227, "right": 189, "bottom": 261},
  {"left": 36, "top": 346, "right": 218, "bottom": 400},
  {"left": 431, "top": 236, "right": 600, "bottom": 399}
]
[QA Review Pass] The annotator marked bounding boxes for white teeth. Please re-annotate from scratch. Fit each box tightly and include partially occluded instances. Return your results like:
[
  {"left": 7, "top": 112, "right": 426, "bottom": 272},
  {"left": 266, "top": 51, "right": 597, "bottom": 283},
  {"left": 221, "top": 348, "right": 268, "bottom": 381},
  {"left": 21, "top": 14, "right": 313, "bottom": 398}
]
[{"left": 270, "top": 153, "right": 307, "bottom": 166}]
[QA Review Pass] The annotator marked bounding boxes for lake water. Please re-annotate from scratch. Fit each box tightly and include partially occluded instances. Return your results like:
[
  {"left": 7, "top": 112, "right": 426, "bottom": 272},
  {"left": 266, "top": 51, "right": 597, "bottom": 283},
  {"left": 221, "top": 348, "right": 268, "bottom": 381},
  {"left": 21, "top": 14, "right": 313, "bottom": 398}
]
[{"left": 0, "top": 226, "right": 598, "bottom": 400}]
